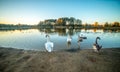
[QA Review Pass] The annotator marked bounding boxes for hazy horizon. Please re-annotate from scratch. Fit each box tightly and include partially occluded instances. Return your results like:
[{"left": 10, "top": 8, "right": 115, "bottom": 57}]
[{"left": 0, "top": 0, "right": 120, "bottom": 25}]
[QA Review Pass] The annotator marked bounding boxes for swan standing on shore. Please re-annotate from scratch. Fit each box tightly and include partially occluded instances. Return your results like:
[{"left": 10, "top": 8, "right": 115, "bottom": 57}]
[
  {"left": 45, "top": 34, "right": 54, "bottom": 52},
  {"left": 78, "top": 35, "right": 83, "bottom": 42},
  {"left": 67, "top": 35, "right": 72, "bottom": 43},
  {"left": 93, "top": 37, "right": 102, "bottom": 52},
  {"left": 67, "top": 35, "right": 72, "bottom": 48},
  {"left": 78, "top": 34, "right": 87, "bottom": 42},
  {"left": 77, "top": 35, "right": 82, "bottom": 49}
]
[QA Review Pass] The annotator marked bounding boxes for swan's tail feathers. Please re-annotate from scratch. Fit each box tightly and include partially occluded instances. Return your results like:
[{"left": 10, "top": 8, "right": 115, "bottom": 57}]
[
  {"left": 51, "top": 42, "right": 54, "bottom": 51},
  {"left": 98, "top": 45, "right": 102, "bottom": 51}
]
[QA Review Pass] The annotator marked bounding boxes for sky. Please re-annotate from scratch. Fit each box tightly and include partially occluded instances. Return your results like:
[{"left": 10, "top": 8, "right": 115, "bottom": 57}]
[{"left": 0, "top": 0, "right": 120, "bottom": 25}]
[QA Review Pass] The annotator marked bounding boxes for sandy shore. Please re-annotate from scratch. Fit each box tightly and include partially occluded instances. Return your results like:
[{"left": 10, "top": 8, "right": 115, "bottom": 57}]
[{"left": 0, "top": 47, "right": 120, "bottom": 72}]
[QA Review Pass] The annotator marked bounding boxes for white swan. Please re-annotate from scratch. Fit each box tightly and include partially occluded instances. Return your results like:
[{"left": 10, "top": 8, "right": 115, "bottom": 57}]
[
  {"left": 93, "top": 37, "right": 102, "bottom": 52},
  {"left": 67, "top": 35, "right": 72, "bottom": 43},
  {"left": 67, "top": 35, "right": 72, "bottom": 49},
  {"left": 45, "top": 35, "right": 54, "bottom": 52}
]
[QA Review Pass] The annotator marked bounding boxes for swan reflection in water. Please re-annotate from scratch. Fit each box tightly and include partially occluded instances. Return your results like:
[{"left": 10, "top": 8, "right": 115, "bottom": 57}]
[{"left": 45, "top": 34, "right": 54, "bottom": 52}]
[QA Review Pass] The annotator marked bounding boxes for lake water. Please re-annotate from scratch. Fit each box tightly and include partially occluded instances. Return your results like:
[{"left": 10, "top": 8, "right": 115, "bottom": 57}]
[{"left": 0, "top": 28, "right": 120, "bottom": 51}]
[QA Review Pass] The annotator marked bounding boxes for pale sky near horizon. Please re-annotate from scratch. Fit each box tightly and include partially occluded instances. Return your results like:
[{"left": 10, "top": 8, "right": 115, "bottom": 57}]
[{"left": 0, "top": 0, "right": 120, "bottom": 25}]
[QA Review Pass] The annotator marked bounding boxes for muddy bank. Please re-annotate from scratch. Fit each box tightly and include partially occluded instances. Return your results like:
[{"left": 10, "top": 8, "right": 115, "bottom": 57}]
[{"left": 0, "top": 47, "right": 120, "bottom": 72}]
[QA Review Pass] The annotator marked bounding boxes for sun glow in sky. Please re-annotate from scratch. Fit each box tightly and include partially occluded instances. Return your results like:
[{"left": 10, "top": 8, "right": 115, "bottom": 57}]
[{"left": 0, "top": 0, "right": 120, "bottom": 25}]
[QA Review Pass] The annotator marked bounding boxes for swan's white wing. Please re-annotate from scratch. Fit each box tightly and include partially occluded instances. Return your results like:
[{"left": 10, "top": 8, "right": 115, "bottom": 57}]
[
  {"left": 93, "top": 45, "right": 98, "bottom": 52},
  {"left": 51, "top": 42, "right": 54, "bottom": 51}
]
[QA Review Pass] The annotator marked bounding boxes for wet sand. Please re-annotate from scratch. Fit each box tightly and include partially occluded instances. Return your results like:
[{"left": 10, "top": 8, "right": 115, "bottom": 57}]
[{"left": 0, "top": 47, "right": 120, "bottom": 72}]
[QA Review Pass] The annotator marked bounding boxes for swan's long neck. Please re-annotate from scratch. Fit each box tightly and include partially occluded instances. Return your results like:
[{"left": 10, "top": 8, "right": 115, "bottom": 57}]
[
  {"left": 95, "top": 38, "right": 98, "bottom": 44},
  {"left": 68, "top": 36, "right": 71, "bottom": 39},
  {"left": 47, "top": 36, "right": 50, "bottom": 42}
]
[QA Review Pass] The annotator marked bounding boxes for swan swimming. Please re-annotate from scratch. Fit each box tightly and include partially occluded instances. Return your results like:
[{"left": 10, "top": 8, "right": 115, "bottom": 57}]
[
  {"left": 45, "top": 34, "right": 54, "bottom": 52},
  {"left": 93, "top": 37, "right": 102, "bottom": 52}
]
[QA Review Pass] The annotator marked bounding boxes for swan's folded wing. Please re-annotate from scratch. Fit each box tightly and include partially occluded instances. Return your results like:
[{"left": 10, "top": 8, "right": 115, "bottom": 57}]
[
  {"left": 45, "top": 42, "right": 53, "bottom": 52},
  {"left": 51, "top": 42, "right": 54, "bottom": 48}
]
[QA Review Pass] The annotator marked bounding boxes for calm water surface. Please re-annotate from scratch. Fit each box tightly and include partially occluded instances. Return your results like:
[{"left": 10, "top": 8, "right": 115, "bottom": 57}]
[{"left": 0, "top": 29, "right": 120, "bottom": 51}]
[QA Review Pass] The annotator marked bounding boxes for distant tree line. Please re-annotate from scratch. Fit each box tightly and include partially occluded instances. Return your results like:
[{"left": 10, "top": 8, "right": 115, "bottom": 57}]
[
  {"left": 38, "top": 17, "right": 82, "bottom": 27},
  {"left": 38, "top": 17, "right": 120, "bottom": 29},
  {"left": 0, "top": 17, "right": 120, "bottom": 30},
  {"left": 104, "top": 22, "right": 120, "bottom": 27},
  {"left": 0, "top": 24, "right": 36, "bottom": 30}
]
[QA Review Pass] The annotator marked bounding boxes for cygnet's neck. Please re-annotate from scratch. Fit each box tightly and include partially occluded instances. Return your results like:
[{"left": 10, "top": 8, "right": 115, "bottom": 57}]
[{"left": 47, "top": 37, "right": 50, "bottom": 42}]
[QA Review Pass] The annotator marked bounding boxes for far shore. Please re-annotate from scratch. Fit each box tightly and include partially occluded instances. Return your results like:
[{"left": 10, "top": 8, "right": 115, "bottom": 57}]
[
  {"left": 0, "top": 47, "right": 120, "bottom": 72},
  {"left": 0, "top": 26, "right": 120, "bottom": 30}
]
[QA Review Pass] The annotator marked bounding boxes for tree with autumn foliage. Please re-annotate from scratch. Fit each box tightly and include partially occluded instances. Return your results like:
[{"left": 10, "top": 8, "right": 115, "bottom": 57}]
[
  {"left": 94, "top": 22, "right": 98, "bottom": 27},
  {"left": 112, "top": 22, "right": 119, "bottom": 27},
  {"left": 57, "top": 18, "right": 63, "bottom": 25}
]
